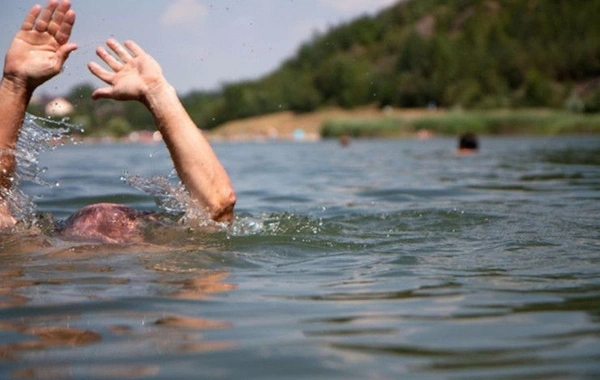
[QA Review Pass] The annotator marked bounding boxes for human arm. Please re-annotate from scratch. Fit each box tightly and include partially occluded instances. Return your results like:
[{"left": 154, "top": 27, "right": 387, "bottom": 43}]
[
  {"left": 0, "top": 0, "right": 77, "bottom": 228},
  {"left": 87, "top": 39, "right": 236, "bottom": 222}
]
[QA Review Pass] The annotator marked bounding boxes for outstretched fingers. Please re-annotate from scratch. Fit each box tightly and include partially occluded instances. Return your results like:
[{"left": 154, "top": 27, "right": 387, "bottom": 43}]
[
  {"left": 21, "top": 4, "right": 42, "bottom": 31},
  {"left": 123, "top": 40, "right": 146, "bottom": 57},
  {"left": 47, "top": 0, "right": 69, "bottom": 35},
  {"left": 95, "top": 46, "right": 123, "bottom": 72},
  {"left": 88, "top": 39, "right": 158, "bottom": 102},
  {"left": 87, "top": 61, "right": 114, "bottom": 84},
  {"left": 54, "top": 8, "right": 76, "bottom": 44},
  {"left": 87, "top": 62, "right": 114, "bottom": 100},
  {"left": 20, "top": 1, "right": 75, "bottom": 46},
  {"left": 106, "top": 38, "right": 133, "bottom": 63},
  {"left": 87, "top": 39, "right": 133, "bottom": 94},
  {"left": 35, "top": 0, "right": 59, "bottom": 33}
]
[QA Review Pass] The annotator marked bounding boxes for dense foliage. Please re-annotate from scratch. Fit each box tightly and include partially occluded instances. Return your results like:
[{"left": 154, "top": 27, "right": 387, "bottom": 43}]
[{"left": 47, "top": 0, "right": 600, "bottom": 135}]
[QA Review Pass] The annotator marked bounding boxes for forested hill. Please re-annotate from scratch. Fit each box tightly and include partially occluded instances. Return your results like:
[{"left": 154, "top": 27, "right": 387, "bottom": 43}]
[
  {"left": 195, "top": 0, "right": 600, "bottom": 126},
  {"left": 61, "top": 0, "right": 600, "bottom": 135}
]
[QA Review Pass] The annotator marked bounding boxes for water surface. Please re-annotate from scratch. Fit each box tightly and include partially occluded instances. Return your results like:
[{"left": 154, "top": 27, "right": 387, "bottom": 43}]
[{"left": 1, "top": 135, "right": 599, "bottom": 379}]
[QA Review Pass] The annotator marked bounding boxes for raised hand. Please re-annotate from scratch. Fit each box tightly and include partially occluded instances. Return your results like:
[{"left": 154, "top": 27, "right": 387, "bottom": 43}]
[
  {"left": 88, "top": 39, "right": 236, "bottom": 223},
  {"left": 3, "top": 0, "right": 77, "bottom": 91},
  {"left": 88, "top": 39, "right": 166, "bottom": 103}
]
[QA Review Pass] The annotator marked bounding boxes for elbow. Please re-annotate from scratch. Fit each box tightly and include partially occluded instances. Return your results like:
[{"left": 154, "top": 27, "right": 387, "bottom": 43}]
[{"left": 211, "top": 189, "right": 236, "bottom": 223}]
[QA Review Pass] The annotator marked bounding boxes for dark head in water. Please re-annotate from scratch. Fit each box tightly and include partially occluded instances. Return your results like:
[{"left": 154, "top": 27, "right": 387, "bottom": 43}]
[{"left": 458, "top": 132, "right": 479, "bottom": 153}]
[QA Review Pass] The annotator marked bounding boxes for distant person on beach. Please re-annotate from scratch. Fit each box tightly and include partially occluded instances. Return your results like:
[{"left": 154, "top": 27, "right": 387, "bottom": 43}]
[
  {"left": 457, "top": 132, "right": 479, "bottom": 154},
  {"left": 0, "top": 0, "right": 236, "bottom": 242}
]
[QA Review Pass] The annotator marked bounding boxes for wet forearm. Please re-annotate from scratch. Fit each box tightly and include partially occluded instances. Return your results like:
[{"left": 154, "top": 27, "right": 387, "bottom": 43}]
[
  {"left": 0, "top": 78, "right": 31, "bottom": 185},
  {"left": 0, "top": 77, "right": 30, "bottom": 226},
  {"left": 0, "top": 77, "right": 31, "bottom": 150},
  {"left": 144, "top": 82, "right": 236, "bottom": 222}
]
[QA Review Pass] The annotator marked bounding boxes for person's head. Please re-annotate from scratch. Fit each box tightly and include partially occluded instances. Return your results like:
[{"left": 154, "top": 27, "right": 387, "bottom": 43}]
[
  {"left": 458, "top": 132, "right": 479, "bottom": 153},
  {"left": 59, "top": 203, "right": 144, "bottom": 244}
]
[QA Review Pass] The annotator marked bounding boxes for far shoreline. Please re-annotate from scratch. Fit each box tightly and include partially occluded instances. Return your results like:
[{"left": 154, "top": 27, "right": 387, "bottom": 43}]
[
  {"left": 65, "top": 107, "right": 600, "bottom": 143},
  {"left": 207, "top": 106, "right": 600, "bottom": 142}
]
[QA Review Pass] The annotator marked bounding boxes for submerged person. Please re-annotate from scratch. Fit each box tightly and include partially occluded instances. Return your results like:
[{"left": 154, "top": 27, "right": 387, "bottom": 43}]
[
  {"left": 457, "top": 132, "right": 479, "bottom": 154},
  {"left": 0, "top": 0, "right": 236, "bottom": 243}
]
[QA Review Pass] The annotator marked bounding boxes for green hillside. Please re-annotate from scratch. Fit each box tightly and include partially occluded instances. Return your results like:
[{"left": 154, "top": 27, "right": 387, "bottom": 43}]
[
  {"left": 194, "top": 0, "right": 600, "bottom": 129},
  {"left": 58, "top": 0, "right": 600, "bottom": 136}
]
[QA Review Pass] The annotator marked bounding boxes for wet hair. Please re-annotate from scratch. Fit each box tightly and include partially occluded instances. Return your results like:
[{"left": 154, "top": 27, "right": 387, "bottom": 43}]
[
  {"left": 59, "top": 203, "right": 147, "bottom": 244},
  {"left": 458, "top": 132, "right": 479, "bottom": 151}
]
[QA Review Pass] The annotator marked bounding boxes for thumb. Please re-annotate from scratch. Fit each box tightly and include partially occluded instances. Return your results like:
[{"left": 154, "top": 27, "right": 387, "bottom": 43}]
[
  {"left": 91, "top": 87, "right": 113, "bottom": 100},
  {"left": 58, "top": 43, "right": 78, "bottom": 62}
]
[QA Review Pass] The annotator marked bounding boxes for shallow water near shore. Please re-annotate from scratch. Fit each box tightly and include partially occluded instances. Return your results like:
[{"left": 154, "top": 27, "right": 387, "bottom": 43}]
[{"left": 1, "top": 134, "right": 599, "bottom": 379}]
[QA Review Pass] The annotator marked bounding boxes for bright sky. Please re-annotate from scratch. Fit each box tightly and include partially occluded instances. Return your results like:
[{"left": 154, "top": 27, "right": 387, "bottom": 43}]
[{"left": 0, "top": 0, "right": 397, "bottom": 96}]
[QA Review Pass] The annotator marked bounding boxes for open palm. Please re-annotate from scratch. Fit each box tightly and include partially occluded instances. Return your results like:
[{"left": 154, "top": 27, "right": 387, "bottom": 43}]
[
  {"left": 88, "top": 39, "right": 166, "bottom": 103},
  {"left": 3, "top": 1, "right": 77, "bottom": 89}
]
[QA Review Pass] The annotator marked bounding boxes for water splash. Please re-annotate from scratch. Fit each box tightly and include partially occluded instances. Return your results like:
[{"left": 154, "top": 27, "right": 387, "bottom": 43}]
[
  {"left": 122, "top": 170, "right": 184, "bottom": 214},
  {"left": 122, "top": 170, "right": 216, "bottom": 228},
  {"left": 2, "top": 113, "right": 82, "bottom": 225}
]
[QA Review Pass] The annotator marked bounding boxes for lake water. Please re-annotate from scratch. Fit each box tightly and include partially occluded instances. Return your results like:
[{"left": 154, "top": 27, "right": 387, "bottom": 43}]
[{"left": 1, "top": 132, "right": 599, "bottom": 379}]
